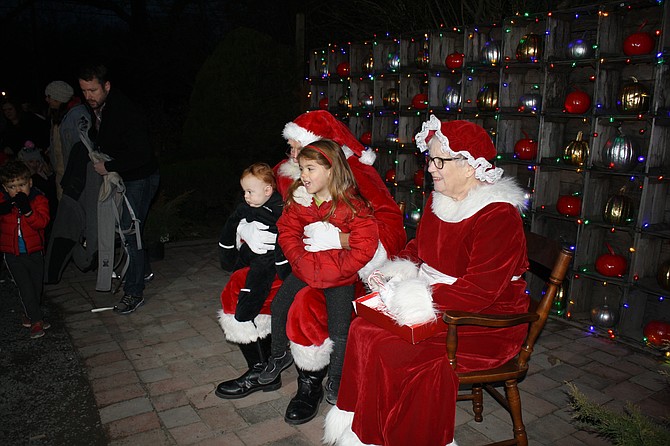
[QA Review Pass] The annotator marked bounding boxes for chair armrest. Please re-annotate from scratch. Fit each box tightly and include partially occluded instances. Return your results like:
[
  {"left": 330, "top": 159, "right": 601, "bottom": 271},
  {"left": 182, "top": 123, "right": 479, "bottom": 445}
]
[{"left": 442, "top": 310, "right": 539, "bottom": 328}]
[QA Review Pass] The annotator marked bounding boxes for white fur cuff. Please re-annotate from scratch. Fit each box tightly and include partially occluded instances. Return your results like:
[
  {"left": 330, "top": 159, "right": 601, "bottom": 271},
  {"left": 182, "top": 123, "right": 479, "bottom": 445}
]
[
  {"left": 290, "top": 338, "right": 334, "bottom": 370},
  {"left": 217, "top": 310, "right": 271, "bottom": 344},
  {"left": 380, "top": 278, "right": 437, "bottom": 326}
]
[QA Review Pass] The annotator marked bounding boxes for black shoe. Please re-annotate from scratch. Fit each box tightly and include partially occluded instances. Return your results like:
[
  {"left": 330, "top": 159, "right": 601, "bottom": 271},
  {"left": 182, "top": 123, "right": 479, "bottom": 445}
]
[
  {"left": 258, "top": 350, "right": 293, "bottom": 385},
  {"left": 215, "top": 363, "right": 281, "bottom": 399},
  {"left": 114, "top": 295, "right": 145, "bottom": 314},
  {"left": 325, "top": 378, "right": 339, "bottom": 405},
  {"left": 284, "top": 368, "right": 326, "bottom": 425}
]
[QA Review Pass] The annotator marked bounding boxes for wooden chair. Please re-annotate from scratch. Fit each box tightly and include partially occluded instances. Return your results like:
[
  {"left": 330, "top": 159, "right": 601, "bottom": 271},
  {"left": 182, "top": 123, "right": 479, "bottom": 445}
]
[{"left": 442, "top": 232, "right": 573, "bottom": 446}]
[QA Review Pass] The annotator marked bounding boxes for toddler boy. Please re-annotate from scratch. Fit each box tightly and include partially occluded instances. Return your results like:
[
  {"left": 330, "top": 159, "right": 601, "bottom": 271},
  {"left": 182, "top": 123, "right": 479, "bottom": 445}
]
[{"left": 0, "top": 160, "right": 51, "bottom": 338}]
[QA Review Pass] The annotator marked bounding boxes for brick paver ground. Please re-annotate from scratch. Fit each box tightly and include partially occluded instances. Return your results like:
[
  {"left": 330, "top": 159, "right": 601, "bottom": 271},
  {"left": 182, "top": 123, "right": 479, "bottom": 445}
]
[{"left": 47, "top": 239, "right": 670, "bottom": 445}]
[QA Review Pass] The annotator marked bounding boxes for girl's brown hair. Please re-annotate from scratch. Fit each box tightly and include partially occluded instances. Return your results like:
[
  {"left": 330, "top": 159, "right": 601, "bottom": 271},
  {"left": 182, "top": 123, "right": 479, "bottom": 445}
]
[
  {"left": 241, "top": 162, "right": 277, "bottom": 190},
  {"left": 285, "top": 139, "right": 371, "bottom": 220}
]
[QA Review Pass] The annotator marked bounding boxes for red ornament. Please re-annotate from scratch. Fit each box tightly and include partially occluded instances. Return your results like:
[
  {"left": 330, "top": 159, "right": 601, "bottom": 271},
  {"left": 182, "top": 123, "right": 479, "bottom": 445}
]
[
  {"left": 318, "top": 98, "right": 329, "bottom": 110},
  {"left": 336, "top": 62, "right": 350, "bottom": 77},
  {"left": 595, "top": 242, "right": 628, "bottom": 277},
  {"left": 556, "top": 195, "right": 582, "bottom": 217},
  {"left": 643, "top": 320, "right": 670, "bottom": 347},
  {"left": 384, "top": 168, "right": 396, "bottom": 183},
  {"left": 360, "top": 131, "right": 372, "bottom": 146},
  {"left": 564, "top": 89, "right": 591, "bottom": 114},
  {"left": 445, "top": 52, "right": 464, "bottom": 69},
  {"left": 513, "top": 131, "right": 538, "bottom": 160},
  {"left": 623, "top": 21, "right": 655, "bottom": 56},
  {"left": 412, "top": 93, "right": 428, "bottom": 109},
  {"left": 413, "top": 169, "right": 425, "bottom": 187}
]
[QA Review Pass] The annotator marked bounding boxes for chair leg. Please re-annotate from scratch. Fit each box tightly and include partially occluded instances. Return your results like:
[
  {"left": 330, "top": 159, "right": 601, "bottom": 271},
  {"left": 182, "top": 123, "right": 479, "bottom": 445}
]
[
  {"left": 504, "top": 379, "right": 528, "bottom": 446},
  {"left": 472, "top": 385, "right": 484, "bottom": 422}
]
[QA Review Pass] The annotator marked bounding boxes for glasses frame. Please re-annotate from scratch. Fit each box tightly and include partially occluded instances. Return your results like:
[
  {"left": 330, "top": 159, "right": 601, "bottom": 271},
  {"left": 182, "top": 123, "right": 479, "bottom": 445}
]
[{"left": 426, "top": 155, "right": 461, "bottom": 169}]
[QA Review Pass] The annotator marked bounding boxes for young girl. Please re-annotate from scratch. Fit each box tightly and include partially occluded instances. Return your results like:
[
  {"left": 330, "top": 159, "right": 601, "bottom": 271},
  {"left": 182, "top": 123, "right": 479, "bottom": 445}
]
[{"left": 259, "top": 139, "right": 379, "bottom": 425}]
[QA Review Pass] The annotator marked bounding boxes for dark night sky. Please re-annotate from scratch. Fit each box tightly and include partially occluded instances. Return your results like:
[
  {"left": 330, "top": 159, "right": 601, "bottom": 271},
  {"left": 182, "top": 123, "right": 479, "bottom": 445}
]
[{"left": 0, "top": 0, "right": 302, "bottom": 104}]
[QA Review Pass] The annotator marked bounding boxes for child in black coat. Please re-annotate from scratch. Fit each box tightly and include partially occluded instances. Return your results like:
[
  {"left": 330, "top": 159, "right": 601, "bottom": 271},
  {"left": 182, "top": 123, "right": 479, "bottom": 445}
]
[{"left": 218, "top": 163, "right": 290, "bottom": 322}]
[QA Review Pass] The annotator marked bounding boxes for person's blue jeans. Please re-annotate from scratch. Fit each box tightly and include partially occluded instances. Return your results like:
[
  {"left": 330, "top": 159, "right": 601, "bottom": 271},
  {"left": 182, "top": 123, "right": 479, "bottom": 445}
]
[{"left": 121, "top": 170, "right": 159, "bottom": 297}]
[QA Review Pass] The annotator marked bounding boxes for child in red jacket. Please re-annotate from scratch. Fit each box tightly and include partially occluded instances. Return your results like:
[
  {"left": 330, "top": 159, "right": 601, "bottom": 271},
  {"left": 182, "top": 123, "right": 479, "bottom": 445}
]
[
  {"left": 0, "top": 160, "right": 51, "bottom": 338},
  {"left": 258, "top": 139, "right": 379, "bottom": 424}
]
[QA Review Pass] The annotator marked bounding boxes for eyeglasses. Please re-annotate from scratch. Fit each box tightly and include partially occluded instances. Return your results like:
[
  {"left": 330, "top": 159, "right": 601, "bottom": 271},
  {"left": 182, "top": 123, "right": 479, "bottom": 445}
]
[{"left": 426, "top": 155, "right": 461, "bottom": 169}]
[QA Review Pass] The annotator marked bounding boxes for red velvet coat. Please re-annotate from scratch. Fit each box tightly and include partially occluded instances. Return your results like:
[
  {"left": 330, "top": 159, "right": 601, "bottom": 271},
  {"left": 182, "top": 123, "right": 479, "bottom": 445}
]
[
  {"left": 331, "top": 178, "right": 528, "bottom": 446},
  {"left": 0, "top": 192, "right": 50, "bottom": 255},
  {"left": 277, "top": 195, "right": 379, "bottom": 289}
]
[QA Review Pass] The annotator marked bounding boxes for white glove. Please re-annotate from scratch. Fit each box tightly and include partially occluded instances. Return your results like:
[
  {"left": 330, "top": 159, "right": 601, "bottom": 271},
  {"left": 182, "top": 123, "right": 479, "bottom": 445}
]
[
  {"left": 303, "top": 221, "right": 342, "bottom": 252},
  {"left": 293, "top": 185, "right": 313, "bottom": 207},
  {"left": 236, "top": 219, "right": 277, "bottom": 254}
]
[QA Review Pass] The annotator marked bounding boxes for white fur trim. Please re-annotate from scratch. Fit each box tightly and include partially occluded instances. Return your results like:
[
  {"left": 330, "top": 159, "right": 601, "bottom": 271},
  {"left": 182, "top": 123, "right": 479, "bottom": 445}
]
[
  {"left": 416, "top": 114, "right": 502, "bottom": 184},
  {"left": 283, "top": 121, "right": 319, "bottom": 147},
  {"left": 431, "top": 176, "right": 527, "bottom": 223},
  {"left": 217, "top": 310, "right": 271, "bottom": 344},
  {"left": 342, "top": 144, "right": 376, "bottom": 165},
  {"left": 278, "top": 159, "right": 300, "bottom": 180},
  {"left": 324, "top": 405, "right": 457, "bottom": 446},
  {"left": 324, "top": 406, "right": 379, "bottom": 446},
  {"left": 378, "top": 258, "right": 420, "bottom": 281},
  {"left": 293, "top": 185, "right": 313, "bottom": 207},
  {"left": 358, "top": 242, "right": 388, "bottom": 281},
  {"left": 358, "top": 148, "right": 376, "bottom": 165},
  {"left": 381, "top": 278, "right": 437, "bottom": 326},
  {"left": 290, "top": 338, "right": 334, "bottom": 371}
]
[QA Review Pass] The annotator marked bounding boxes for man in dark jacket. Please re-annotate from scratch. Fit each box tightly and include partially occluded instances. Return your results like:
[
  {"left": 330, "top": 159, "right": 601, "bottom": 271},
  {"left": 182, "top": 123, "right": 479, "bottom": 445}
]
[{"left": 78, "top": 63, "right": 159, "bottom": 314}]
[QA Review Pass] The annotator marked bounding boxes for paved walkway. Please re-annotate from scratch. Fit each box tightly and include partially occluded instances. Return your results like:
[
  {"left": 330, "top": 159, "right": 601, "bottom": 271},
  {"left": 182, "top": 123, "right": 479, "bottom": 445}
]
[{"left": 47, "top": 239, "right": 670, "bottom": 445}]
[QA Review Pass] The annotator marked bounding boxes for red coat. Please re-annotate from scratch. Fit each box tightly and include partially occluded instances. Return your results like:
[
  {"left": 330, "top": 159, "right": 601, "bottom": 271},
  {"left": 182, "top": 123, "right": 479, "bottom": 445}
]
[
  {"left": 277, "top": 195, "right": 379, "bottom": 289},
  {"left": 0, "top": 192, "right": 50, "bottom": 255},
  {"left": 330, "top": 178, "right": 529, "bottom": 446}
]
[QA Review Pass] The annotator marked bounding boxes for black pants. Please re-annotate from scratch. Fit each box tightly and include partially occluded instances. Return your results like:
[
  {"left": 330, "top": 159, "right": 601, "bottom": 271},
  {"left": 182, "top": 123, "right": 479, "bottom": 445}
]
[
  {"left": 269, "top": 273, "right": 354, "bottom": 372},
  {"left": 235, "top": 253, "right": 277, "bottom": 322},
  {"left": 4, "top": 252, "right": 45, "bottom": 322}
]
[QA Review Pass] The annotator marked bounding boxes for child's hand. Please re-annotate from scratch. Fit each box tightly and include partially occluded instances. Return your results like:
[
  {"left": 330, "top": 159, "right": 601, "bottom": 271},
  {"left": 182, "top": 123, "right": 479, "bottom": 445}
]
[
  {"left": 11, "top": 192, "right": 32, "bottom": 216},
  {"left": 303, "top": 221, "right": 342, "bottom": 252},
  {"left": 236, "top": 219, "right": 277, "bottom": 254}
]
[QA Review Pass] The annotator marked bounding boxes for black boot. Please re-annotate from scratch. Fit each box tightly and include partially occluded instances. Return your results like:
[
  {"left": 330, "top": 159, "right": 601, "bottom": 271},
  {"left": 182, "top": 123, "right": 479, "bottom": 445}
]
[
  {"left": 284, "top": 367, "right": 327, "bottom": 425},
  {"left": 215, "top": 338, "right": 281, "bottom": 399}
]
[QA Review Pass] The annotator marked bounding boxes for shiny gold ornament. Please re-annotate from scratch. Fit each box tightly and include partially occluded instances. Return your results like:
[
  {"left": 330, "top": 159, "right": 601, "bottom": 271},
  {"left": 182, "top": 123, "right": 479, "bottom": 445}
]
[
  {"left": 362, "top": 50, "right": 374, "bottom": 74},
  {"left": 415, "top": 41, "right": 430, "bottom": 69},
  {"left": 603, "top": 188, "right": 635, "bottom": 225},
  {"left": 616, "top": 77, "right": 651, "bottom": 114},
  {"left": 563, "top": 131, "right": 590, "bottom": 166},
  {"left": 338, "top": 95, "right": 351, "bottom": 110},
  {"left": 516, "top": 34, "right": 543, "bottom": 62},
  {"left": 476, "top": 83, "right": 499, "bottom": 111},
  {"left": 658, "top": 260, "right": 670, "bottom": 291},
  {"left": 383, "top": 88, "right": 399, "bottom": 108}
]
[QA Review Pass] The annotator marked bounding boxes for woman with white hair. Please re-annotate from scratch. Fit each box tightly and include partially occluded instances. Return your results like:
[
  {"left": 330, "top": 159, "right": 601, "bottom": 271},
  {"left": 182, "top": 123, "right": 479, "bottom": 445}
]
[{"left": 324, "top": 115, "right": 529, "bottom": 446}]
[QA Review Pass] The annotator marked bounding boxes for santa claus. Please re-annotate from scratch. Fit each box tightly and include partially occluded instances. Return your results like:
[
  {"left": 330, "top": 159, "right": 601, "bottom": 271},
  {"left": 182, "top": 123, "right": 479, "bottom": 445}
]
[{"left": 215, "top": 111, "right": 405, "bottom": 424}]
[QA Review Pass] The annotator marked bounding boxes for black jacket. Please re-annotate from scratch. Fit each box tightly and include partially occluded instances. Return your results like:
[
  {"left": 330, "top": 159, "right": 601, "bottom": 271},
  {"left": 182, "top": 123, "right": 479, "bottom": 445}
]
[
  {"left": 90, "top": 89, "right": 158, "bottom": 181},
  {"left": 218, "top": 191, "right": 290, "bottom": 280}
]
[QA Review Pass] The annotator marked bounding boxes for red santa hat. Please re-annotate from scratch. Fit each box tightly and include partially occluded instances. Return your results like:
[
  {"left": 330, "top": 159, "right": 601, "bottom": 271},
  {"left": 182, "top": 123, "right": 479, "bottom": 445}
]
[
  {"left": 282, "top": 110, "right": 376, "bottom": 165},
  {"left": 415, "top": 114, "right": 503, "bottom": 183}
]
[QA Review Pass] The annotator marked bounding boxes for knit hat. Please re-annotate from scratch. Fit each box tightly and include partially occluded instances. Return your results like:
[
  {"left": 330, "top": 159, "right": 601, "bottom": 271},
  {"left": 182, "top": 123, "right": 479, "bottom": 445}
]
[
  {"left": 18, "top": 141, "right": 44, "bottom": 162},
  {"left": 45, "top": 80, "right": 74, "bottom": 104},
  {"left": 415, "top": 114, "right": 503, "bottom": 183},
  {"left": 282, "top": 110, "right": 376, "bottom": 165}
]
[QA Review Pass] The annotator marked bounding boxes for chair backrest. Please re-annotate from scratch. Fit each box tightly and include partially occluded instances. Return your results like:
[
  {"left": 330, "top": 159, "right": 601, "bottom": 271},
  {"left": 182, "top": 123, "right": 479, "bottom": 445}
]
[{"left": 517, "top": 231, "right": 573, "bottom": 368}]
